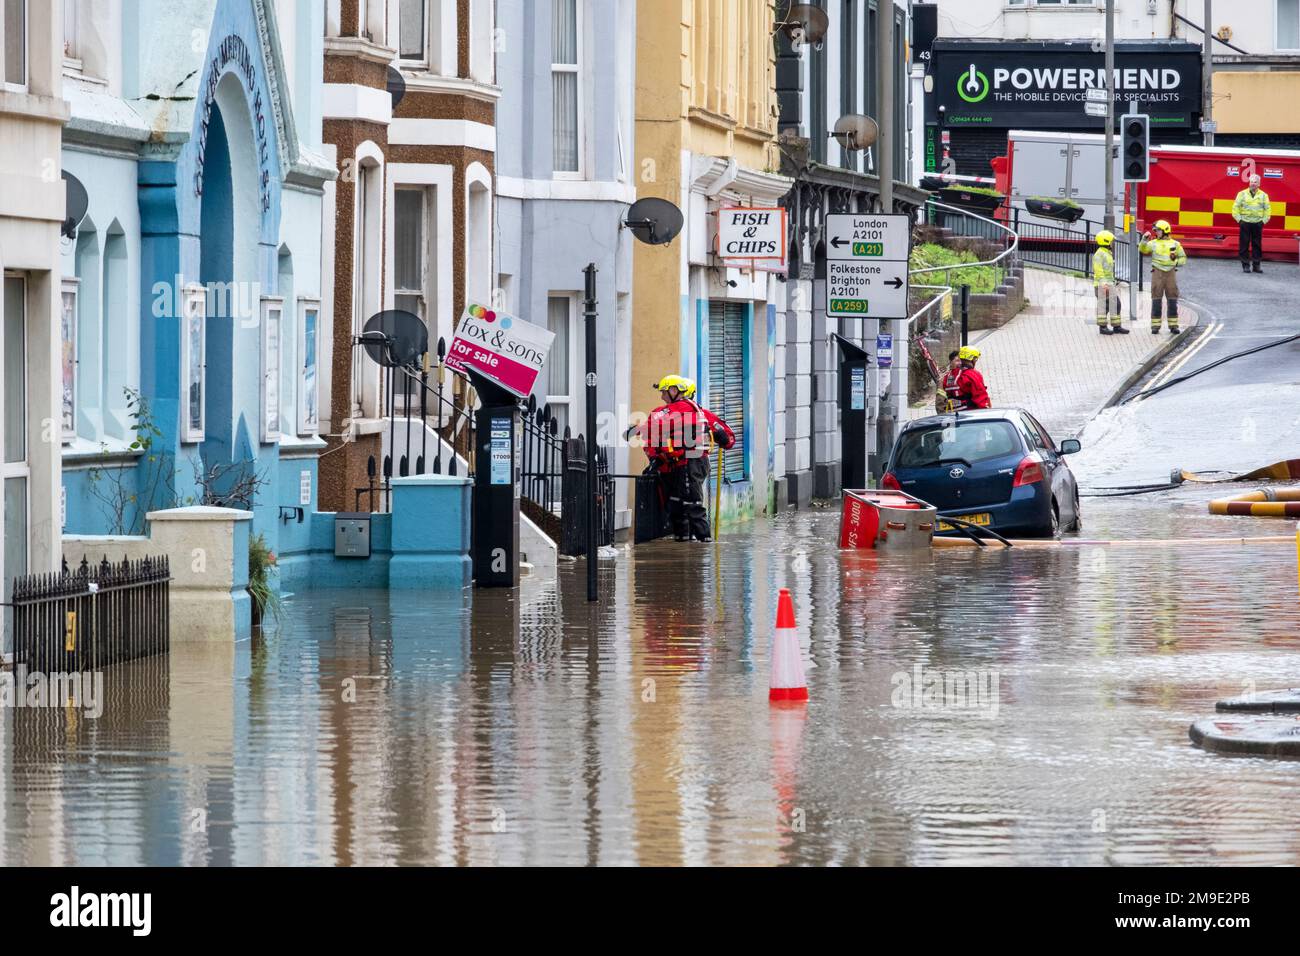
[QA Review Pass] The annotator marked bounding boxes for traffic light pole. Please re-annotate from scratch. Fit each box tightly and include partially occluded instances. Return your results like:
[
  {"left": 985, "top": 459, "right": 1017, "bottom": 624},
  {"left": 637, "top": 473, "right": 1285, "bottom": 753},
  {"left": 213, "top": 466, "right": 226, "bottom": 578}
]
[{"left": 1202, "top": 0, "right": 1215, "bottom": 147}]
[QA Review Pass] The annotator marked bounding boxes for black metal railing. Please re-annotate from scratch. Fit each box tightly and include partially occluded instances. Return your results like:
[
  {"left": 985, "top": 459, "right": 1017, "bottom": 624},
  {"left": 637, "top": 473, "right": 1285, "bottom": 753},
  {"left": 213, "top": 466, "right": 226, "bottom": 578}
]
[
  {"left": 1009, "top": 208, "right": 1139, "bottom": 285},
  {"left": 520, "top": 394, "right": 567, "bottom": 541},
  {"left": 354, "top": 350, "right": 479, "bottom": 511},
  {"left": 9, "top": 555, "right": 170, "bottom": 672},
  {"left": 559, "top": 437, "right": 615, "bottom": 556}
]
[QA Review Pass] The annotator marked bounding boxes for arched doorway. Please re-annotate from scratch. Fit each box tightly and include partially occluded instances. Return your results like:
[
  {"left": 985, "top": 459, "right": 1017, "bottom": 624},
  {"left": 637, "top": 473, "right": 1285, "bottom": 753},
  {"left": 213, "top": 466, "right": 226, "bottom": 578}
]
[{"left": 197, "top": 71, "right": 261, "bottom": 498}]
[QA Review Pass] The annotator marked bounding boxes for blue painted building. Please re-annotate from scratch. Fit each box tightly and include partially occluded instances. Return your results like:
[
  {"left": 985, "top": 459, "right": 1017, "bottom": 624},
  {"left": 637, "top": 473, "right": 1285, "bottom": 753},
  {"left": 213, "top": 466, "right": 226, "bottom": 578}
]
[{"left": 59, "top": 0, "right": 334, "bottom": 564}]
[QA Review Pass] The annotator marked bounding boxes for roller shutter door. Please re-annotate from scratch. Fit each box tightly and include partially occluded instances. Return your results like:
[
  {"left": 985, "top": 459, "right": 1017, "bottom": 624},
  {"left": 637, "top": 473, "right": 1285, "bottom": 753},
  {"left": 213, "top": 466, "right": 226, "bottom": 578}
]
[{"left": 707, "top": 301, "right": 747, "bottom": 482}]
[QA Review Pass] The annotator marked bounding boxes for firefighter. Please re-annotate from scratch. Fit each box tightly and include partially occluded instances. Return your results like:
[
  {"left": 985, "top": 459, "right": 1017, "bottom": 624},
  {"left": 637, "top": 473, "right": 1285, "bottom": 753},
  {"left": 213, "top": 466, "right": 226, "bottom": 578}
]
[
  {"left": 638, "top": 376, "right": 735, "bottom": 542},
  {"left": 1139, "top": 219, "right": 1187, "bottom": 334},
  {"left": 936, "top": 350, "right": 962, "bottom": 413},
  {"left": 1092, "top": 230, "right": 1128, "bottom": 335},
  {"left": 1232, "top": 174, "right": 1271, "bottom": 274},
  {"left": 955, "top": 346, "right": 991, "bottom": 410}
]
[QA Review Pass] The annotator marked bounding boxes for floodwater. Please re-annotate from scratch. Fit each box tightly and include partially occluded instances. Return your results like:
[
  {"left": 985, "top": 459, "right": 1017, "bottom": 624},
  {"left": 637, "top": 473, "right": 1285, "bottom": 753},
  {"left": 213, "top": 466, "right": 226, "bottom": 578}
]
[{"left": 3, "top": 495, "right": 1300, "bottom": 866}]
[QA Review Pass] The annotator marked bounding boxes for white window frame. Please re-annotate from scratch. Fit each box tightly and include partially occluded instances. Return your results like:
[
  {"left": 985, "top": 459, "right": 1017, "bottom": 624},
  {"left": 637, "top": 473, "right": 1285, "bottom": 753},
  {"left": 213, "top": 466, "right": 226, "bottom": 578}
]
[
  {"left": 261, "top": 296, "right": 283, "bottom": 443},
  {"left": 62, "top": 0, "right": 81, "bottom": 71},
  {"left": 397, "top": 0, "right": 427, "bottom": 66},
  {"left": 551, "top": 0, "right": 584, "bottom": 179},
  {"left": 180, "top": 283, "right": 206, "bottom": 443},
  {"left": 60, "top": 278, "right": 78, "bottom": 444},
  {"left": 543, "top": 293, "right": 579, "bottom": 435},
  {"left": 1279, "top": 0, "right": 1300, "bottom": 51},
  {"left": 2, "top": 273, "right": 31, "bottom": 613},
  {"left": 1, "top": 0, "right": 28, "bottom": 91},
  {"left": 393, "top": 185, "right": 429, "bottom": 325},
  {"left": 297, "top": 296, "right": 321, "bottom": 436}
]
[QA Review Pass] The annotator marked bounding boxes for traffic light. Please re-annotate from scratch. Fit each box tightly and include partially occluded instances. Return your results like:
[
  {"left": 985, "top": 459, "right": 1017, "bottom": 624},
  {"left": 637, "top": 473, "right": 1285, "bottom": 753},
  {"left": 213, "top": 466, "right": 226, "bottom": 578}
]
[{"left": 1122, "top": 114, "right": 1150, "bottom": 183}]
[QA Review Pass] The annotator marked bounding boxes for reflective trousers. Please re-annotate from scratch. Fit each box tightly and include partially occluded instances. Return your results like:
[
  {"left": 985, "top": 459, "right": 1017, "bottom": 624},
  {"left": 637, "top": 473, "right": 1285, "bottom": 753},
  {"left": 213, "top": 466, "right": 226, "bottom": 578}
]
[
  {"left": 1095, "top": 284, "right": 1121, "bottom": 327},
  {"left": 1150, "top": 269, "right": 1180, "bottom": 328},
  {"left": 665, "top": 457, "right": 712, "bottom": 540}
]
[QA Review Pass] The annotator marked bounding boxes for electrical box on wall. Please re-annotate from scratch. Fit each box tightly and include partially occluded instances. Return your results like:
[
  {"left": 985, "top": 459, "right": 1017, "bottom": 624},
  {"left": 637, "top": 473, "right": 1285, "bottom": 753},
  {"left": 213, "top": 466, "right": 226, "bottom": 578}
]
[{"left": 334, "top": 513, "right": 372, "bottom": 558}]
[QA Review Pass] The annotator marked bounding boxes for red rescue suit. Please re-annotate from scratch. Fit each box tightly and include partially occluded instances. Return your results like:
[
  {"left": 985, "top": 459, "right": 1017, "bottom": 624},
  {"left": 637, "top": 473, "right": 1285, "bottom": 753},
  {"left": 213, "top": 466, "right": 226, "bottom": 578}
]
[
  {"left": 636, "top": 398, "right": 735, "bottom": 540},
  {"left": 956, "top": 367, "right": 991, "bottom": 410}
]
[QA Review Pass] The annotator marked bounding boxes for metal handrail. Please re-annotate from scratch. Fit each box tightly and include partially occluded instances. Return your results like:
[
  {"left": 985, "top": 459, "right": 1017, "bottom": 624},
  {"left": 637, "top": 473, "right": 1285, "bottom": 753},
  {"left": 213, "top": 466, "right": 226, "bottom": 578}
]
[{"left": 909, "top": 198, "right": 1020, "bottom": 281}]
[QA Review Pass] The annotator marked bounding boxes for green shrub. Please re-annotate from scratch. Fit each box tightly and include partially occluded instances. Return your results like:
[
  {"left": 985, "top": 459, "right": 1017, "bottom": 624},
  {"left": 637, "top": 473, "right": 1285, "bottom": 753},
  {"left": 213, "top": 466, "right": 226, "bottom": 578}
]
[
  {"left": 940, "top": 184, "right": 1004, "bottom": 198},
  {"left": 248, "top": 532, "right": 281, "bottom": 624},
  {"left": 909, "top": 242, "right": 1004, "bottom": 295}
]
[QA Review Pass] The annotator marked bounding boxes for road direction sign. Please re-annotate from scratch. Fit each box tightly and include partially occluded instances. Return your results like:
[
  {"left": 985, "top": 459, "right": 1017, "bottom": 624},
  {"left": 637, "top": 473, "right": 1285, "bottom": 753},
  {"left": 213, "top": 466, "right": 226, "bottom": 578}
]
[{"left": 824, "top": 213, "right": 911, "bottom": 319}]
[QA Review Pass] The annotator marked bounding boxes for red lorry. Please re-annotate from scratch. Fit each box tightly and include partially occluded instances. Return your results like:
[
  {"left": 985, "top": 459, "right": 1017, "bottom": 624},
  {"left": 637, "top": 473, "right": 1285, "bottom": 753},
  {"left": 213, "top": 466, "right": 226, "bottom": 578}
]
[
  {"left": 1137, "top": 145, "right": 1300, "bottom": 262},
  {"left": 991, "top": 133, "right": 1300, "bottom": 262}
]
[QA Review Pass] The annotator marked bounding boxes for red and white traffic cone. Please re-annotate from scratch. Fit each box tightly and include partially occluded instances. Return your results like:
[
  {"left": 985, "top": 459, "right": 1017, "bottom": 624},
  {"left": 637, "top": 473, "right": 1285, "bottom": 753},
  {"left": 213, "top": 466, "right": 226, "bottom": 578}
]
[{"left": 769, "top": 588, "right": 808, "bottom": 703}]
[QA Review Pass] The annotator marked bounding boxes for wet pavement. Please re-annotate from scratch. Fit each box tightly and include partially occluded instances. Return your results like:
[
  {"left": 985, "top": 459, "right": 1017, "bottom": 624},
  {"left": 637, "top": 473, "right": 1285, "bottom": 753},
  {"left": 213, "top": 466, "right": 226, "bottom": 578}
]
[
  {"left": 1077, "top": 257, "right": 1300, "bottom": 488},
  {"left": 3, "top": 492, "right": 1299, "bottom": 866}
]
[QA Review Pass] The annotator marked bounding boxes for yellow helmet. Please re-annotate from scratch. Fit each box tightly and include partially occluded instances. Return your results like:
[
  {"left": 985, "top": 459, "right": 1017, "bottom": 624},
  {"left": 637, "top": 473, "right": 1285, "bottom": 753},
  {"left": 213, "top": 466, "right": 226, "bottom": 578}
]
[
  {"left": 653, "top": 374, "right": 685, "bottom": 393},
  {"left": 958, "top": 346, "right": 980, "bottom": 362},
  {"left": 1153, "top": 219, "right": 1172, "bottom": 235},
  {"left": 1095, "top": 230, "right": 1115, "bottom": 247},
  {"left": 679, "top": 378, "right": 697, "bottom": 398}
]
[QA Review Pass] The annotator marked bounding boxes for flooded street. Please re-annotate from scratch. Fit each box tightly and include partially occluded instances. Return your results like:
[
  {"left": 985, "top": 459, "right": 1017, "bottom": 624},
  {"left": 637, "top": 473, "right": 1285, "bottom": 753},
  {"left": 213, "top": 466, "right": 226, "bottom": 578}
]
[{"left": 4, "top": 496, "right": 1299, "bottom": 867}]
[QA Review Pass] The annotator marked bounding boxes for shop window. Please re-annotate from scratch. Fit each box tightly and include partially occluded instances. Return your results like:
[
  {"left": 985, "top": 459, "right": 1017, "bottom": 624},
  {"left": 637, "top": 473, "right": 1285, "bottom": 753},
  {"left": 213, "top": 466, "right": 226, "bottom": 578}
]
[{"left": 707, "top": 300, "right": 748, "bottom": 482}]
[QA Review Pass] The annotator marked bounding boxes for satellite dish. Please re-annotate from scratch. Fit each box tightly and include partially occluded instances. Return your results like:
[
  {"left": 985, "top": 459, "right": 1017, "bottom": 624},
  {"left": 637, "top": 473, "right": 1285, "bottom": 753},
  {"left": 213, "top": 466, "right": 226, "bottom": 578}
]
[
  {"left": 623, "top": 197, "right": 684, "bottom": 246},
  {"left": 831, "top": 113, "right": 879, "bottom": 152},
  {"left": 386, "top": 65, "right": 406, "bottom": 109},
  {"left": 62, "top": 171, "right": 88, "bottom": 240},
  {"left": 778, "top": 3, "right": 830, "bottom": 51},
  {"left": 360, "top": 310, "right": 428, "bottom": 368}
]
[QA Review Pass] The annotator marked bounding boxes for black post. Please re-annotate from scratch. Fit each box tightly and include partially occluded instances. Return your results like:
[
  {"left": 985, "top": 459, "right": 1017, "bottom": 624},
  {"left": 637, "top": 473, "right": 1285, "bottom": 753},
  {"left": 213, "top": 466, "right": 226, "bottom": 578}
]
[
  {"left": 832, "top": 333, "right": 870, "bottom": 490},
  {"left": 960, "top": 283, "right": 970, "bottom": 347},
  {"left": 468, "top": 369, "right": 521, "bottom": 588},
  {"left": 583, "top": 263, "right": 598, "bottom": 603}
]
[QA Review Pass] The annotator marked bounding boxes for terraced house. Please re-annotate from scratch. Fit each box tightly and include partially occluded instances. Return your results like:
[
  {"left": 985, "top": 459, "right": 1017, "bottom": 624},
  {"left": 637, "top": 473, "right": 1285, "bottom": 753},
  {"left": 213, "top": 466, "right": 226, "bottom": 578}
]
[{"left": 318, "top": 0, "right": 497, "bottom": 514}]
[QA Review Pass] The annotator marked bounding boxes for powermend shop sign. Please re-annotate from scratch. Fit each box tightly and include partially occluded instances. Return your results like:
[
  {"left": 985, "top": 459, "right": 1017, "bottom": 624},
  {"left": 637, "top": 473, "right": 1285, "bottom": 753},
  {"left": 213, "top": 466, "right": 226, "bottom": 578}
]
[
  {"left": 933, "top": 40, "right": 1202, "bottom": 129},
  {"left": 446, "top": 304, "right": 556, "bottom": 399}
]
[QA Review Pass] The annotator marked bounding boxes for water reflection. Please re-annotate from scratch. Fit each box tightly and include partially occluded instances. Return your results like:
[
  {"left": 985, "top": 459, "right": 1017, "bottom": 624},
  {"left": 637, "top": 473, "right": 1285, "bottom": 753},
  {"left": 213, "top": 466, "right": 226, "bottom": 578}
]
[{"left": 3, "top": 502, "right": 1300, "bottom": 866}]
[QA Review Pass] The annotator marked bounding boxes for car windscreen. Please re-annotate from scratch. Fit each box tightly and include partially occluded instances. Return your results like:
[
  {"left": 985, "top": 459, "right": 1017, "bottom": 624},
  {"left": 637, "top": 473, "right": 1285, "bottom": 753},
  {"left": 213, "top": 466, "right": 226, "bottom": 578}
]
[{"left": 894, "top": 420, "right": 1022, "bottom": 469}]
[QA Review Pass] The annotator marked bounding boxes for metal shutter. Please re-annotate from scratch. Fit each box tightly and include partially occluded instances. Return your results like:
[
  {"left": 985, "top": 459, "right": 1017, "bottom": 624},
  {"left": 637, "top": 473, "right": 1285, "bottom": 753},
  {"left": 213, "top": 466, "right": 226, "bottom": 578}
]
[{"left": 707, "top": 301, "right": 746, "bottom": 482}]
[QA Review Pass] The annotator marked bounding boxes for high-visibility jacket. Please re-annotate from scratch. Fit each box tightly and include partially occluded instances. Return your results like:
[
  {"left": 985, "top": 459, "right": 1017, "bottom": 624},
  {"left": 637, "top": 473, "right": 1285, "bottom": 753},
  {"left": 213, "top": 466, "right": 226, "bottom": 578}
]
[
  {"left": 637, "top": 398, "right": 735, "bottom": 472},
  {"left": 1139, "top": 236, "right": 1187, "bottom": 272},
  {"left": 1092, "top": 247, "right": 1115, "bottom": 287},
  {"left": 1232, "top": 188, "right": 1272, "bottom": 224},
  {"left": 956, "top": 367, "right": 991, "bottom": 410}
]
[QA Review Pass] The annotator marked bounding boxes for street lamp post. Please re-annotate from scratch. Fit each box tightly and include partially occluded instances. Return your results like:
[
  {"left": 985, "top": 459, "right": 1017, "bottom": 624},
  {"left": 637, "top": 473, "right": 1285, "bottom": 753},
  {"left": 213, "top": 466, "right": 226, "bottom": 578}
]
[
  {"left": 1104, "top": 0, "right": 1115, "bottom": 231},
  {"left": 1203, "top": 0, "right": 1215, "bottom": 146}
]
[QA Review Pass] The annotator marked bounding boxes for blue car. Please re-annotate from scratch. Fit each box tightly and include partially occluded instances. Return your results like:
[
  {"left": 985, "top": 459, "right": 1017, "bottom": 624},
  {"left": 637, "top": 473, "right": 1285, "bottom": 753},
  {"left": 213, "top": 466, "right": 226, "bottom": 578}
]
[{"left": 881, "top": 408, "right": 1082, "bottom": 538}]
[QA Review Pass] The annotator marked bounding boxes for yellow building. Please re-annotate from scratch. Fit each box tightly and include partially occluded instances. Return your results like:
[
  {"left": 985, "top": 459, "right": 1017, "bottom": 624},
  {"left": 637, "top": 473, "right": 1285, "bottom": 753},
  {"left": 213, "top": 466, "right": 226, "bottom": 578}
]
[{"left": 633, "top": 0, "right": 791, "bottom": 523}]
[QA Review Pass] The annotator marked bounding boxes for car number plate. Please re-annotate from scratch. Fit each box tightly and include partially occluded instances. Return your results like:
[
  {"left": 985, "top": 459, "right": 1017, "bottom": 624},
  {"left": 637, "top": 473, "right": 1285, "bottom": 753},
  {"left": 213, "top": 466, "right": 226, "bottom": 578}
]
[{"left": 937, "top": 512, "right": 991, "bottom": 532}]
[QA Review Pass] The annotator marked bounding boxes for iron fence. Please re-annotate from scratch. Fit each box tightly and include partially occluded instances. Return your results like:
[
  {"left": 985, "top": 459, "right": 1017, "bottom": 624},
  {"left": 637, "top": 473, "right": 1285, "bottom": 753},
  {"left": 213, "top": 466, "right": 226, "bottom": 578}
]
[
  {"left": 520, "top": 395, "right": 566, "bottom": 541},
  {"left": 560, "top": 437, "right": 615, "bottom": 557},
  {"left": 9, "top": 555, "right": 170, "bottom": 672},
  {"left": 1009, "top": 208, "right": 1139, "bottom": 285}
]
